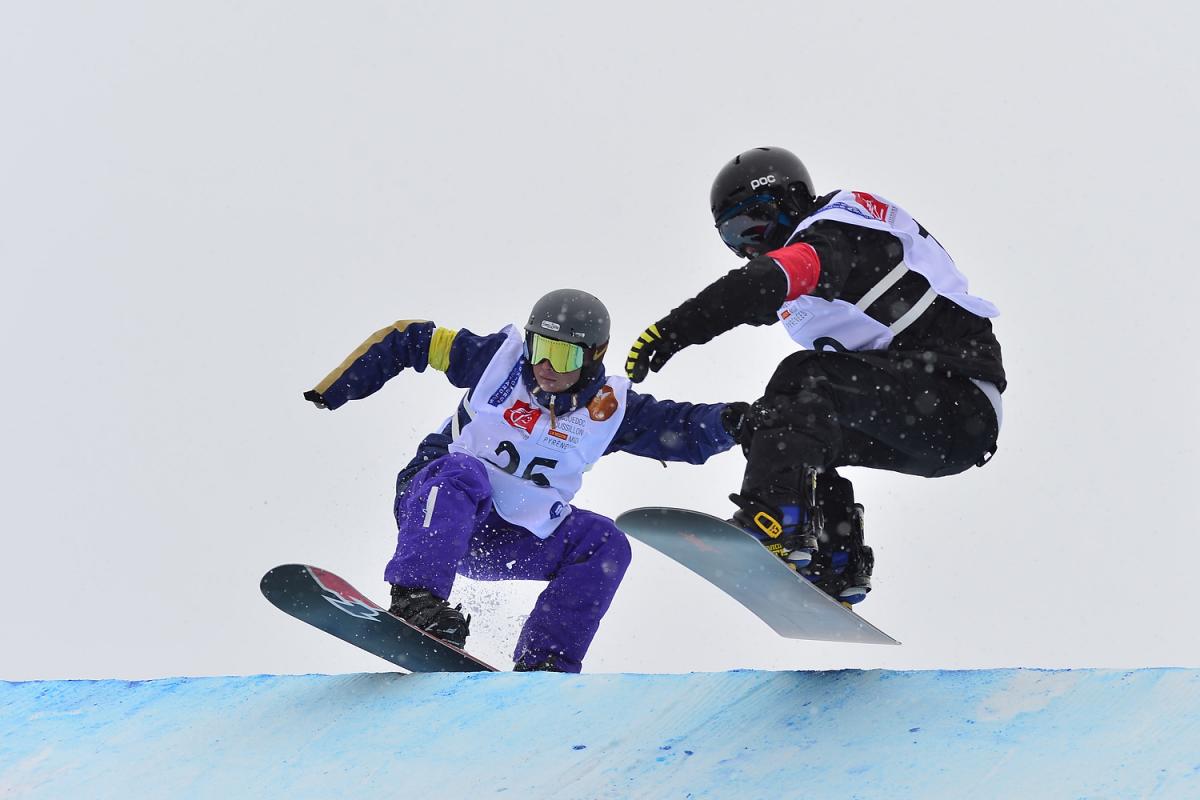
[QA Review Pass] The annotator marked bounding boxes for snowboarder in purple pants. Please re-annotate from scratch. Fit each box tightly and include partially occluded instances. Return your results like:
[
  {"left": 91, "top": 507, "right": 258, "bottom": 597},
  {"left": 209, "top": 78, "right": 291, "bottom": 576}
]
[{"left": 305, "top": 289, "right": 744, "bottom": 672}]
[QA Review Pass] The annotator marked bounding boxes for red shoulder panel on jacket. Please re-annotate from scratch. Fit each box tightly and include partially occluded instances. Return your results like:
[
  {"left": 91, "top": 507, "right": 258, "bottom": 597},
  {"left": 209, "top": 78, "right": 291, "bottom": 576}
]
[{"left": 765, "top": 243, "right": 821, "bottom": 301}]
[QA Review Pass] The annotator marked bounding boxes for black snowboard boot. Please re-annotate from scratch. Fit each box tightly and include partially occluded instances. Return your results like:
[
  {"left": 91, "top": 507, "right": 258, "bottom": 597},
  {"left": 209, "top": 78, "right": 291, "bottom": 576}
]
[
  {"left": 513, "top": 654, "right": 565, "bottom": 673},
  {"left": 388, "top": 585, "right": 471, "bottom": 648},
  {"left": 729, "top": 492, "right": 818, "bottom": 568},
  {"left": 802, "top": 472, "right": 873, "bottom": 606}
]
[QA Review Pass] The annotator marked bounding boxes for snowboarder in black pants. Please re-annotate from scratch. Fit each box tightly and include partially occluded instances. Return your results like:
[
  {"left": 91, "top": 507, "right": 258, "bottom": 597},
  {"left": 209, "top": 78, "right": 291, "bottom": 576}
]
[{"left": 625, "top": 146, "right": 1005, "bottom": 606}]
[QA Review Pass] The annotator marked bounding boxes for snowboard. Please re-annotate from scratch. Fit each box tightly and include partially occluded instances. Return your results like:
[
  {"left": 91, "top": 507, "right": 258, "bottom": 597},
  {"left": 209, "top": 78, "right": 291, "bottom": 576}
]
[
  {"left": 616, "top": 508, "right": 899, "bottom": 646},
  {"left": 260, "top": 564, "right": 497, "bottom": 672}
]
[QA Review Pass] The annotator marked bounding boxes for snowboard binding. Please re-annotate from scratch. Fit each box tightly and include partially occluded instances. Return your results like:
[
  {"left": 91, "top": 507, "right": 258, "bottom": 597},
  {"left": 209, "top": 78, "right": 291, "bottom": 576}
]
[
  {"left": 801, "top": 470, "right": 873, "bottom": 606},
  {"left": 729, "top": 491, "right": 818, "bottom": 569},
  {"left": 388, "top": 585, "right": 472, "bottom": 648}
]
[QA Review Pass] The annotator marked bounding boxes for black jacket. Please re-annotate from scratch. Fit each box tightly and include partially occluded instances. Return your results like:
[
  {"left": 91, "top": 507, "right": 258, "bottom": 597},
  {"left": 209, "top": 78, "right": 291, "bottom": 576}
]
[{"left": 660, "top": 192, "right": 1006, "bottom": 390}]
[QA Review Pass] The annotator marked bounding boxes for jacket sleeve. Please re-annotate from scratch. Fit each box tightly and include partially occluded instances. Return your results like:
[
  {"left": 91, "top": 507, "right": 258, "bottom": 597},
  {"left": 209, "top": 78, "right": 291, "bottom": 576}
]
[
  {"left": 604, "top": 389, "right": 736, "bottom": 464},
  {"left": 307, "top": 321, "right": 506, "bottom": 410},
  {"left": 659, "top": 218, "right": 907, "bottom": 350},
  {"left": 658, "top": 258, "right": 787, "bottom": 348}
]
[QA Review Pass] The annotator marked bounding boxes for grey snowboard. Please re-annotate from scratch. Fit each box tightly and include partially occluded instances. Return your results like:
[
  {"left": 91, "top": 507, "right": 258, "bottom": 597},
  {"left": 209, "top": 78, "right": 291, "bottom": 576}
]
[{"left": 616, "top": 507, "right": 899, "bottom": 645}]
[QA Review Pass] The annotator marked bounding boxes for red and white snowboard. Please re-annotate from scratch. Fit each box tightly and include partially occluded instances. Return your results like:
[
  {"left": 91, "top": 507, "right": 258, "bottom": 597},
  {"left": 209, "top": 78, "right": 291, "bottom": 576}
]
[{"left": 260, "top": 564, "right": 497, "bottom": 672}]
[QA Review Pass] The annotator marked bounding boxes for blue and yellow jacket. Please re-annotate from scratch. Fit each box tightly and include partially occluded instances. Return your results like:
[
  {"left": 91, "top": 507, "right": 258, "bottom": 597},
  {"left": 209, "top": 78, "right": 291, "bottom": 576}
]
[{"left": 306, "top": 320, "right": 737, "bottom": 484}]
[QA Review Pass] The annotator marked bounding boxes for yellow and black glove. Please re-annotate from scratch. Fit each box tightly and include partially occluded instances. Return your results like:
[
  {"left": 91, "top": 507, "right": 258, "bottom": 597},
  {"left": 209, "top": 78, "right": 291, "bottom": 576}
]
[{"left": 625, "top": 322, "right": 684, "bottom": 383}]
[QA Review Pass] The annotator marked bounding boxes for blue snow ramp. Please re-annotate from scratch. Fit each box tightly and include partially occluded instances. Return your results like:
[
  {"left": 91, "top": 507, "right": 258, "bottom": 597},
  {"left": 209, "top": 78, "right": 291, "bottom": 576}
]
[{"left": 3, "top": 669, "right": 1199, "bottom": 798}]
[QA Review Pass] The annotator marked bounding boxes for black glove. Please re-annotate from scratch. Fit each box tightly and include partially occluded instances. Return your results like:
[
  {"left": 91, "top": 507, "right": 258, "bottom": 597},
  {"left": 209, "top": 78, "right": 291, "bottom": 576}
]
[
  {"left": 303, "top": 390, "right": 329, "bottom": 410},
  {"left": 625, "top": 322, "right": 684, "bottom": 383},
  {"left": 720, "top": 401, "right": 753, "bottom": 445}
]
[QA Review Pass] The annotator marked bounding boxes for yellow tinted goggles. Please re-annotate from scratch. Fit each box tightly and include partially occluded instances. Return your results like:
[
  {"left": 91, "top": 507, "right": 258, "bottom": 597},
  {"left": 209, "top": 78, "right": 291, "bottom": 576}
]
[{"left": 528, "top": 333, "right": 586, "bottom": 372}]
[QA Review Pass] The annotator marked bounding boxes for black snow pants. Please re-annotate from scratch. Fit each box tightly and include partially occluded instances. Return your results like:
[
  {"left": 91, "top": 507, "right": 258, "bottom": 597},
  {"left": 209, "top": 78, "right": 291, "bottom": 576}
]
[{"left": 740, "top": 349, "right": 1000, "bottom": 505}]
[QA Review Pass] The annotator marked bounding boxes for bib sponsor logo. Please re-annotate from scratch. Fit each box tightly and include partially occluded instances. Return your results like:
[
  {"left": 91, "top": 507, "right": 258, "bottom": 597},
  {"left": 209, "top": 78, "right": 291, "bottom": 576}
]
[
  {"left": 587, "top": 385, "right": 620, "bottom": 421},
  {"left": 779, "top": 305, "right": 814, "bottom": 336},
  {"left": 540, "top": 413, "right": 585, "bottom": 451},
  {"left": 549, "top": 501, "right": 565, "bottom": 519},
  {"left": 824, "top": 201, "right": 875, "bottom": 221},
  {"left": 503, "top": 400, "right": 542, "bottom": 435},
  {"left": 750, "top": 174, "right": 777, "bottom": 190},
  {"left": 488, "top": 360, "right": 523, "bottom": 406},
  {"left": 852, "top": 191, "right": 890, "bottom": 222}
]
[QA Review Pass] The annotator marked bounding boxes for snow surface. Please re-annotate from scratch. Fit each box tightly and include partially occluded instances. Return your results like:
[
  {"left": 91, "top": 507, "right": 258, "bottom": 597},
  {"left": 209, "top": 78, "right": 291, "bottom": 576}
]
[{"left": 3, "top": 669, "right": 1199, "bottom": 799}]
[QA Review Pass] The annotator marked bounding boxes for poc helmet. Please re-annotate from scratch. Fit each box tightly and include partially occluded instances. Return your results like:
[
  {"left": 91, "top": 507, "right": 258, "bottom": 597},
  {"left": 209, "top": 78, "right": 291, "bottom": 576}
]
[
  {"left": 524, "top": 289, "right": 611, "bottom": 374},
  {"left": 710, "top": 146, "right": 816, "bottom": 258}
]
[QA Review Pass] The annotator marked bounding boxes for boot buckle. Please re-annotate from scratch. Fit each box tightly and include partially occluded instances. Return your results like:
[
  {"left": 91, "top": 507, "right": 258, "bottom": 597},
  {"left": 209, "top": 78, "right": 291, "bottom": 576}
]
[{"left": 753, "top": 511, "right": 783, "bottom": 538}]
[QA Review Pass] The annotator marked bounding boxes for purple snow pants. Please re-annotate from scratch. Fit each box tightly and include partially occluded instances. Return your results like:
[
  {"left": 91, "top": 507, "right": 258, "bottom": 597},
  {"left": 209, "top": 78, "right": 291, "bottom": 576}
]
[{"left": 383, "top": 452, "right": 632, "bottom": 673}]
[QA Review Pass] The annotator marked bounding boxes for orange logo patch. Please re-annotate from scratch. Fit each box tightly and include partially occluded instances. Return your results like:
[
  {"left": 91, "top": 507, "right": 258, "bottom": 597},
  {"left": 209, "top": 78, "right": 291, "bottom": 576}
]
[{"left": 587, "top": 386, "right": 620, "bottom": 421}]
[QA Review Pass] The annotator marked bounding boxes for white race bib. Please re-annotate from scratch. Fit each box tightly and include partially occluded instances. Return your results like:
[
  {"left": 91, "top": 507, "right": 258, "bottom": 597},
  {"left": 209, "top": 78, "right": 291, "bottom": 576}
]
[
  {"left": 776, "top": 190, "right": 997, "bottom": 351},
  {"left": 448, "top": 326, "right": 629, "bottom": 538}
]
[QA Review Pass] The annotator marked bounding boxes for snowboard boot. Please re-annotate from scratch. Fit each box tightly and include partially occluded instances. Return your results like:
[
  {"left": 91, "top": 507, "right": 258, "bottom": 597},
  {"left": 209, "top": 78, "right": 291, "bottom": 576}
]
[
  {"left": 513, "top": 654, "right": 565, "bottom": 673},
  {"left": 729, "top": 493, "right": 817, "bottom": 568},
  {"left": 803, "top": 501, "right": 873, "bottom": 607},
  {"left": 388, "top": 584, "right": 471, "bottom": 648}
]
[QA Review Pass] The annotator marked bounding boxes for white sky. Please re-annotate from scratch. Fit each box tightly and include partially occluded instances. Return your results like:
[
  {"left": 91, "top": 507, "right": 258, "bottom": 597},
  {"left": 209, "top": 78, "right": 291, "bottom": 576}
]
[{"left": 2, "top": 1, "right": 1197, "bottom": 680}]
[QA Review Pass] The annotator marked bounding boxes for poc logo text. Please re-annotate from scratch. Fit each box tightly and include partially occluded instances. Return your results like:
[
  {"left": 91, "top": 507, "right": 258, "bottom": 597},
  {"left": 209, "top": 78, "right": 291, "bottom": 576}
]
[{"left": 750, "top": 174, "right": 777, "bottom": 190}]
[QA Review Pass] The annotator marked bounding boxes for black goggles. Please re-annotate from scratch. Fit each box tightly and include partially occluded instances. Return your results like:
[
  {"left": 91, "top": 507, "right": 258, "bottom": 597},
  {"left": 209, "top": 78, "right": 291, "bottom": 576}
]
[{"left": 714, "top": 194, "right": 789, "bottom": 258}]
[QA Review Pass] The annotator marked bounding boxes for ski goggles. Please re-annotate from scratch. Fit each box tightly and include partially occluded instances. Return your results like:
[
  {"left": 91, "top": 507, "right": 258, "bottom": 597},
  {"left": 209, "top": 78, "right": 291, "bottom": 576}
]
[
  {"left": 714, "top": 194, "right": 790, "bottom": 258},
  {"left": 527, "top": 332, "right": 586, "bottom": 373}
]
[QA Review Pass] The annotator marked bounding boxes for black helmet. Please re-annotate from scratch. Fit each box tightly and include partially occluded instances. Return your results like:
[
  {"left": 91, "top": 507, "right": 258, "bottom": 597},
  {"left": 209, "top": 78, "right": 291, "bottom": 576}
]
[
  {"left": 710, "top": 147, "right": 816, "bottom": 258},
  {"left": 525, "top": 289, "right": 610, "bottom": 368}
]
